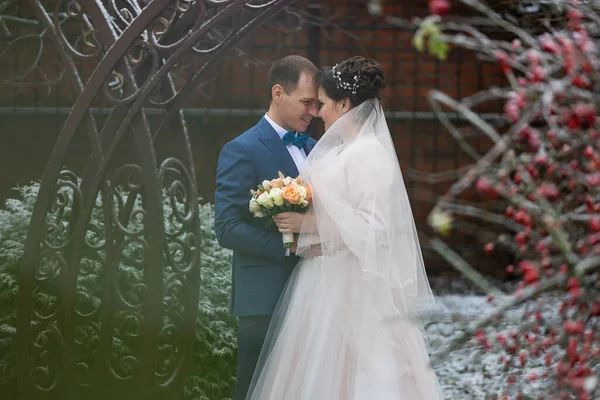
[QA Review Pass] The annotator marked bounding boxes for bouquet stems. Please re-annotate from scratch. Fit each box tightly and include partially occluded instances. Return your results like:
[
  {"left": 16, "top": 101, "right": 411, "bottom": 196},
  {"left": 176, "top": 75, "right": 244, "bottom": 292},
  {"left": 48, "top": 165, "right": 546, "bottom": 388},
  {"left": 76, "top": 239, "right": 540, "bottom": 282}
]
[{"left": 282, "top": 233, "right": 294, "bottom": 248}]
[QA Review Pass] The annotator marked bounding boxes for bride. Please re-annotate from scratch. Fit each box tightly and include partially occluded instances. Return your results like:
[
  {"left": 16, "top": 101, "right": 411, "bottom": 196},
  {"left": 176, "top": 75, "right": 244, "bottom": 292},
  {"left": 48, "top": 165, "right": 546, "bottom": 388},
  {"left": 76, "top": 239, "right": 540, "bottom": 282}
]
[{"left": 246, "top": 57, "right": 443, "bottom": 400}]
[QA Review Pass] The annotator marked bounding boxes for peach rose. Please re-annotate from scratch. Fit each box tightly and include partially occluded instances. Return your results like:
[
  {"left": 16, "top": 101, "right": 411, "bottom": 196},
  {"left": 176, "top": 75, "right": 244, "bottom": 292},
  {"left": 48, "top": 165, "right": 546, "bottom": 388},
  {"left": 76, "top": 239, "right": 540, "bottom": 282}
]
[
  {"left": 281, "top": 186, "right": 300, "bottom": 204},
  {"left": 271, "top": 178, "right": 285, "bottom": 189},
  {"left": 302, "top": 184, "right": 312, "bottom": 203}
]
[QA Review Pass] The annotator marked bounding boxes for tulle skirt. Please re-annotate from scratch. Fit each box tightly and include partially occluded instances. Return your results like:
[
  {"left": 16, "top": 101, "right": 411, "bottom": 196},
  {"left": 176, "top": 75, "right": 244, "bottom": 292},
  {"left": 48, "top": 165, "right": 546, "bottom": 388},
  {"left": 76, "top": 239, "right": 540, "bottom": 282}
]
[{"left": 246, "top": 253, "right": 444, "bottom": 400}]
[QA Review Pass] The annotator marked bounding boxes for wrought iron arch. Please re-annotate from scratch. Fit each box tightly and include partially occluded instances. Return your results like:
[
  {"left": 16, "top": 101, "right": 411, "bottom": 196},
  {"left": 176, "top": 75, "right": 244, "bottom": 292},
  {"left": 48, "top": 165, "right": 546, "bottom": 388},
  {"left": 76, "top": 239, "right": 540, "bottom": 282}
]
[{"left": 16, "top": 1, "right": 295, "bottom": 399}]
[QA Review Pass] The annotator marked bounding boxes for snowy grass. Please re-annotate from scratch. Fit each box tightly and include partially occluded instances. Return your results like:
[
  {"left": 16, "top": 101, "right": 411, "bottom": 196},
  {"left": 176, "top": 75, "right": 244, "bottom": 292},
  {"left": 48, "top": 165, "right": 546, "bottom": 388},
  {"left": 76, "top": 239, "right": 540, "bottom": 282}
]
[
  {"left": 427, "top": 296, "right": 506, "bottom": 399},
  {"left": 427, "top": 295, "right": 553, "bottom": 400}
]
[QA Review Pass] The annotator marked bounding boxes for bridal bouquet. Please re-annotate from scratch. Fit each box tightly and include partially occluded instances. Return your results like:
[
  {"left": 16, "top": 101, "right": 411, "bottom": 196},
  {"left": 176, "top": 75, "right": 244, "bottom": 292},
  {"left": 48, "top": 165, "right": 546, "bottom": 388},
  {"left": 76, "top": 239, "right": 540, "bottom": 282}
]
[{"left": 249, "top": 172, "right": 312, "bottom": 248}]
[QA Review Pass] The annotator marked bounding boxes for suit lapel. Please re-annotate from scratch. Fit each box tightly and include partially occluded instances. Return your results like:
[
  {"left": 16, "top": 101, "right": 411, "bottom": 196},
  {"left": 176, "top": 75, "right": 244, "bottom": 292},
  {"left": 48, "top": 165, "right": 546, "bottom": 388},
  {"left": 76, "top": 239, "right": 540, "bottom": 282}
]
[{"left": 257, "top": 117, "right": 299, "bottom": 177}]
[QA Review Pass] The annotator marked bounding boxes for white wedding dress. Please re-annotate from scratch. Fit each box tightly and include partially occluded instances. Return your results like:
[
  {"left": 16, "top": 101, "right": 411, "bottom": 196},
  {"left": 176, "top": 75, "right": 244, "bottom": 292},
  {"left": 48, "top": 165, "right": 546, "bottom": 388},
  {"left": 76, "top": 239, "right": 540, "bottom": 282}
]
[{"left": 247, "top": 100, "right": 443, "bottom": 400}]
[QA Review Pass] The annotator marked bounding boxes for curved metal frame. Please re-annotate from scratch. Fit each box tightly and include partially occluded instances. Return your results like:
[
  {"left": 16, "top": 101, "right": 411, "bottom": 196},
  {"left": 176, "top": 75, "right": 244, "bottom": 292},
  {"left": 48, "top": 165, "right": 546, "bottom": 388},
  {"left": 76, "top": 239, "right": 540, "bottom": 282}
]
[{"left": 16, "top": 1, "right": 295, "bottom": 398}]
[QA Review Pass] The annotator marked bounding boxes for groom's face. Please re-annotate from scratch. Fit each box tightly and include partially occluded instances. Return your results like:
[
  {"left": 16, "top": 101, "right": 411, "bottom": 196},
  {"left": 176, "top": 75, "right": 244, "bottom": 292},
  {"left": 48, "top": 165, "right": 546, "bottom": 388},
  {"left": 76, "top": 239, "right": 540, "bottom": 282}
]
[{"left": 281, "top": 72, "right": 319, "bottom": 133}]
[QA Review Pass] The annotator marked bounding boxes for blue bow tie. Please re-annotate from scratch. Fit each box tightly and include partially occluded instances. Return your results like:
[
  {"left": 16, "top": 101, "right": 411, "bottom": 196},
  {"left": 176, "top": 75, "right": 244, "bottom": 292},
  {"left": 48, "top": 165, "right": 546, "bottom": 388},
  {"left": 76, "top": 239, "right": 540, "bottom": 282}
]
[{"left": 282, "top": 131, "right": 309, "bottom": 149}]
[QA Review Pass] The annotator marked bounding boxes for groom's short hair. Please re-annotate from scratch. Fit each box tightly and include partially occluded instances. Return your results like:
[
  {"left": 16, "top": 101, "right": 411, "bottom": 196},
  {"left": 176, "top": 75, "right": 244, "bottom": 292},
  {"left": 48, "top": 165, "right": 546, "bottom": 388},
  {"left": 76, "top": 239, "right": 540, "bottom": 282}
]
[{"left": 268, "top": 55, "right": 318, "bottom": 98}]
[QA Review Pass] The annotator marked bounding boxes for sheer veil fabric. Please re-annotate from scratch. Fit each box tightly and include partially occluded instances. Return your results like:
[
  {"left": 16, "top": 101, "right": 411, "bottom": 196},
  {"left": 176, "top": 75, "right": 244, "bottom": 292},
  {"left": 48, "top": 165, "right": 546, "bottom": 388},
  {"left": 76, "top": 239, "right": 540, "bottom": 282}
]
[{"left": 247, "top": 99, "right": 443, "bottom": 400}]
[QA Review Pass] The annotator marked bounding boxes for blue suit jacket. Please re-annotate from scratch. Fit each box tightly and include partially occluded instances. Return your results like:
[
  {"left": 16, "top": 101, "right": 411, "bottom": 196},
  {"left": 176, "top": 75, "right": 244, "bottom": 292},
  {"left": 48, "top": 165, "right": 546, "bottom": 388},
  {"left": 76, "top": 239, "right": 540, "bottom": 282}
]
[{"left": 214, "top": 117, "right": 317, "bottom": 317}]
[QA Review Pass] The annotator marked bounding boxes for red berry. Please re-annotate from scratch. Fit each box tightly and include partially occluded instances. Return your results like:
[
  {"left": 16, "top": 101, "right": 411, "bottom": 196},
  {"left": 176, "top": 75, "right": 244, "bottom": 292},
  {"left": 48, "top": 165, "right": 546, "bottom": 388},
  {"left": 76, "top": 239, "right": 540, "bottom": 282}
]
[
  {"left": 496, "top": 333, "right": 507, "bottom": 344},
  {"left": 428, "top": 0, "right": 450, "bottom": 16},
  {"left": 476, "top": 178, "right": 498, "bottom": 199},
  {"left": 520, "top": 261, "right": 539, "bottom": 284},
  {"left": 556, "top": 359, "right": 569, "bottom": 376},
  {"left": 495, "top": 50, "right": 511, "bottom": 74},
  {"left": 519, "top": 350, "right": 527, "bottom": 366},
  {"left": 516, "top": 232, "right": 528, "bottom": 245},
  {"left": 528, "top": 372, "right": 538, "bottom": 382},
  {"left": 559, "top": 264, "right": 569, "bottom": 274},
  {"left": 537, "top": 183, "right": 560, "bottom": 201},
  {"left": 564, "top": 320, "right": 584, "bottom": 335},
  {"left": 586, "top": 196, "right": 595, "bottom": 212},
  {"left": 566, "top": 277, "right": 580, "bottom": 290},
  {"left": 569, "top": 287, "right": 583, "bottom": 300},
  {"left": 589, "top": 302, "right": 600, "bottom": 317},
  {"left": 531, "top": 65, "right": 546, "bottom": 82},
  {"left": 568, "top": 8, "right": 583, "bottom": 21},
  {"left": 570, "top": 159, "right": 579, "bottom": 169},
  {"left": 540, "top": 33, "right": 561, "bottom": 54},
  {"left": 589, "top": 216, "right": 600, "bottom": 232},
  {"left": 514, "top": 172, "right": 523, "bottom": 184},
  {"left": 586, "top": 172, "right": 600, "bottom": 186},
  {"left": 572, "top": 74, "right": 591, "bottom": 89},
  {"left": 505, "top": 100, "right": 520, "bottom": 122}
]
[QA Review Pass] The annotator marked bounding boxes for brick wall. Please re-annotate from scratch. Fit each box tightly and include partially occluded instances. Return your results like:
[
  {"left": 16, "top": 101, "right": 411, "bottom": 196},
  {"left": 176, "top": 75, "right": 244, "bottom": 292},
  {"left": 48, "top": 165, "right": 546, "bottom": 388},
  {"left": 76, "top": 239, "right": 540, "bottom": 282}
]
[{"left": 0, "top": 0, "right": 508, "bottom": 275}]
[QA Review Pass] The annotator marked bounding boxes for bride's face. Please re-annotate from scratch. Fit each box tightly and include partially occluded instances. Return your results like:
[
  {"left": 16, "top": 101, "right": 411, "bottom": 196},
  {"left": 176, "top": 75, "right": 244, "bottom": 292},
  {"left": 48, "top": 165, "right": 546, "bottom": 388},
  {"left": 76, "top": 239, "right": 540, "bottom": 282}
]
[{"left": 317, "top": 87, "right": 348, "bottom": 131}]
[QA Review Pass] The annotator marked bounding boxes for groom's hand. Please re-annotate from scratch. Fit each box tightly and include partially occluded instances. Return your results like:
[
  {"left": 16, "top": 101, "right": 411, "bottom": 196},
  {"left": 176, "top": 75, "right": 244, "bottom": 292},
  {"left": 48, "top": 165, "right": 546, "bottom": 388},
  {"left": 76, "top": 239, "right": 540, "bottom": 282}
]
[{"left": 273, "top": 212, "right": 304, "bottom": 234}]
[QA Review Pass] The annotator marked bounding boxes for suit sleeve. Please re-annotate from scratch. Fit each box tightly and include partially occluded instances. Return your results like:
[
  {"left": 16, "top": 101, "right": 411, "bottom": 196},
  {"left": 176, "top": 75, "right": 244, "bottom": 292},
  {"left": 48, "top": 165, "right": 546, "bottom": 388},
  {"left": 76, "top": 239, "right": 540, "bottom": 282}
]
[{"left": 214, "top": 139, "right": 286, "bottom": 265}]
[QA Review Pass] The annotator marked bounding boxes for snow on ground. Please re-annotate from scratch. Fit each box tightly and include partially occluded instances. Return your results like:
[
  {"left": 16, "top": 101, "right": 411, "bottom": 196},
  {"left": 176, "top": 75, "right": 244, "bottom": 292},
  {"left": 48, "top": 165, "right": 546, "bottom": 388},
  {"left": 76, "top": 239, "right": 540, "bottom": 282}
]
[{"left": 426, "top": 295, "right": 551, "bottom": 400}]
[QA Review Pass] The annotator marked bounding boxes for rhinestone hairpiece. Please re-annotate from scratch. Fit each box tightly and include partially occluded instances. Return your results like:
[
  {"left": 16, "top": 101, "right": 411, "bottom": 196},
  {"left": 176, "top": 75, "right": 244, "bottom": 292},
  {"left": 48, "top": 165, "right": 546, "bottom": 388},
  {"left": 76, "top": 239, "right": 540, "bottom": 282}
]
[{"left": 331, "top": 64, "right": 359, "bottom": 95}]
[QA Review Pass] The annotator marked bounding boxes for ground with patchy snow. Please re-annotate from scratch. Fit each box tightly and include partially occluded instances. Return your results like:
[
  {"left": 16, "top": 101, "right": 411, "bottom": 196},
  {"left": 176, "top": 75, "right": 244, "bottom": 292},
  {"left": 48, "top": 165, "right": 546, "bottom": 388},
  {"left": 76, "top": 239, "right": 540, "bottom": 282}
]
[{"left": 426, "top": 295, "right": 553, "bottom": 400}]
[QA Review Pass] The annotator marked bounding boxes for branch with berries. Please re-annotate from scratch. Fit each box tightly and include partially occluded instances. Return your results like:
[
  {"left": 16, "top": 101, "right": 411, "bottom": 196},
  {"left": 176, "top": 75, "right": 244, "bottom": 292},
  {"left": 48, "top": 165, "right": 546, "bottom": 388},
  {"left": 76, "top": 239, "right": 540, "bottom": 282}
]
[{"left": 370, "top": 0, "right": 600, "bottom": 398}]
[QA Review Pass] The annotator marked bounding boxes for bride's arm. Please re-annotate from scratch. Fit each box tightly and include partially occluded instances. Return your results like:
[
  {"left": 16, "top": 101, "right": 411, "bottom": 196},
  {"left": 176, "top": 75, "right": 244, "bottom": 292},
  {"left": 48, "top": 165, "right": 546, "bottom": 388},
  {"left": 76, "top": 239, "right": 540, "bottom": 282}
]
[{"left": 336, "top": 141, "right": 405, "bottom": 260}]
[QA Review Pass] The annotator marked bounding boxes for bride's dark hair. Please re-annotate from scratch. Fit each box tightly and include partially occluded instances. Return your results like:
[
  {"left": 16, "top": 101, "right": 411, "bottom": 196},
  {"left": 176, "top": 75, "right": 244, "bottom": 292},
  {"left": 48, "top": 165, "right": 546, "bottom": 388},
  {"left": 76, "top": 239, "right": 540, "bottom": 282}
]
[{"left": 318, "top": 56, "right": 385, "bottom": 107}]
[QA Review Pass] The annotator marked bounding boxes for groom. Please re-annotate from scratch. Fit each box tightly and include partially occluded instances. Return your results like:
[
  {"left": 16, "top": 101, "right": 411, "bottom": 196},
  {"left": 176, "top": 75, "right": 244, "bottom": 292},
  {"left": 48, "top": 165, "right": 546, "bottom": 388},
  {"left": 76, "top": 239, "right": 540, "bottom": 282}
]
[{"left": 214, "top": 55, "right": 319, "bottom": 400}]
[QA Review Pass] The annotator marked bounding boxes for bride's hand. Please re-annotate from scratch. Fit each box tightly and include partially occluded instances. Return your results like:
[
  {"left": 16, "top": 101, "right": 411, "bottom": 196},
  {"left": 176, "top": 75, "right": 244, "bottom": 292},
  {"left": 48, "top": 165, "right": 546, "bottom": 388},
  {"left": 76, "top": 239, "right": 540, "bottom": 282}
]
[{"left": 273, "top": 212, "right": 305, "bottom": 234}]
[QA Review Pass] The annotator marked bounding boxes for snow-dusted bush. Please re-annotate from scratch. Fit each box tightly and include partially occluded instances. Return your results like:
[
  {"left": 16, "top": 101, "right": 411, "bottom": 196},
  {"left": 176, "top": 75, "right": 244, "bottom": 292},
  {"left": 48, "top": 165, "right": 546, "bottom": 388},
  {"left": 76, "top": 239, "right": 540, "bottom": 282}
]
[
  {"left": 396, "top": 0, "right": 600, "bottom": 398},
  {"left": 0, "top": 182, "right": 236, "bottom": 400}
]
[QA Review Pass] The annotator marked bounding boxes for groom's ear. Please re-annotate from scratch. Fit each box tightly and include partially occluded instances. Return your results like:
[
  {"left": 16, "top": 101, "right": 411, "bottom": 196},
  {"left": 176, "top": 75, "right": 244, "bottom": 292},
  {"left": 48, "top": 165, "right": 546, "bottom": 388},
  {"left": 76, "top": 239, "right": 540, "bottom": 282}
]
[{"left": 272, "top": 84, "right": 284, "bottom": 103}]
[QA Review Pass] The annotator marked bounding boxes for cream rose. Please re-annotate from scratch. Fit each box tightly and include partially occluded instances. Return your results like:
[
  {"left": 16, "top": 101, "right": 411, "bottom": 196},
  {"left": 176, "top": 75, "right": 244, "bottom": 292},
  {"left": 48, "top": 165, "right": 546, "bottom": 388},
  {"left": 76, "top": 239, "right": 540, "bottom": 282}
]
[
  {"left": 257, "top": 192, "right": 274, "bottom": 208},
  {"left": 269, "top": 187, "right": 284, "bottom": 206},
  {"left": 296, "top": 185, "right": 307, "bottom": 202},
  {"left": 249, "top": 198, "right": 261, "bottom": 213}
]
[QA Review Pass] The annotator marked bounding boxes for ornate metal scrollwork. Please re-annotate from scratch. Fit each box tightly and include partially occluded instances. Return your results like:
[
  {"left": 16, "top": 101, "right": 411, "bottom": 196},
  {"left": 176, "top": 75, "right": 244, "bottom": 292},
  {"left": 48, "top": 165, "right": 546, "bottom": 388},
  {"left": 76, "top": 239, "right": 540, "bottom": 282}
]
[{"left": 17, "top": 1, "right": 295, "bottom": 398}]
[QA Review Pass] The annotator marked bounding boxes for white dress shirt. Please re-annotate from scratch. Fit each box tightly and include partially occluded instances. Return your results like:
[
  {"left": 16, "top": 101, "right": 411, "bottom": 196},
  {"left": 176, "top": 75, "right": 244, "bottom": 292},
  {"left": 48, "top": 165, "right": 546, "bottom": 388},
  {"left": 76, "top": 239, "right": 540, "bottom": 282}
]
[
  {"left": 264, "top": 113, "right": 307, "bottom": 173},
  {"left": 264, "top": 113, "right": 308, "bottom": 256}
]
